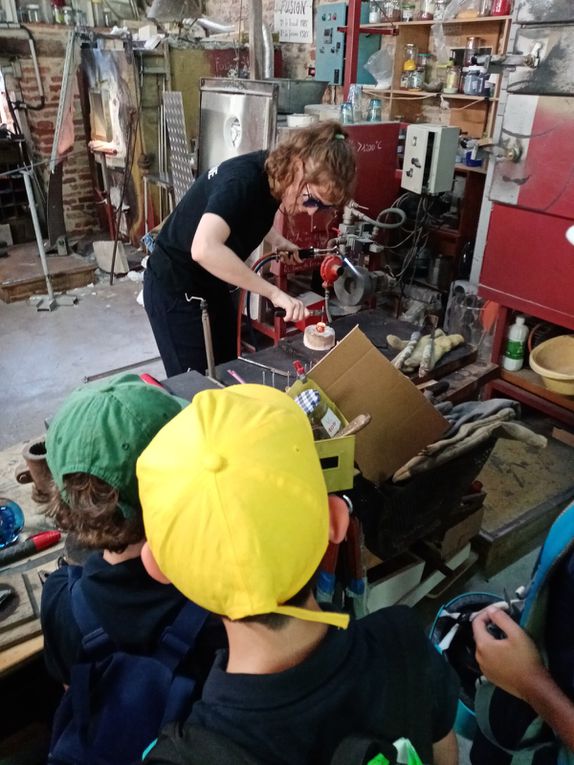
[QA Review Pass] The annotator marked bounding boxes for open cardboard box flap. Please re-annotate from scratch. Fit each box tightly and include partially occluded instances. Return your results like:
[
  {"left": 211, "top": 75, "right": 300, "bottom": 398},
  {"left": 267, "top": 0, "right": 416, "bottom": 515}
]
[{"left": 308, "top": 326, "right": 448, "bottom": 484}]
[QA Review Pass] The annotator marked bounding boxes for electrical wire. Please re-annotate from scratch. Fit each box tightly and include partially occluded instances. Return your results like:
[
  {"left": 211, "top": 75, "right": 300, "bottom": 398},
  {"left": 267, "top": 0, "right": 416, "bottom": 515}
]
[{"left": 236, "top": 253, "right": 278, "bottom": 357}]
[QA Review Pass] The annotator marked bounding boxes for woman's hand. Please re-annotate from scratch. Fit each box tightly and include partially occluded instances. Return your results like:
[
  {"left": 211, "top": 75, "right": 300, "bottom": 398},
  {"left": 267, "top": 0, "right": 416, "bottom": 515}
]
[{"left": 270, "top": 287, "right": 308, "bottom": 323}]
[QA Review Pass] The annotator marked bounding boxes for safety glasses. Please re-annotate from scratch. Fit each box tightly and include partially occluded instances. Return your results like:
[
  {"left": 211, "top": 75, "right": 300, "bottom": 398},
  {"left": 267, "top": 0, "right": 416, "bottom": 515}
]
[{"left": 302, "top": 184, "right": 335, "bottom": 211}]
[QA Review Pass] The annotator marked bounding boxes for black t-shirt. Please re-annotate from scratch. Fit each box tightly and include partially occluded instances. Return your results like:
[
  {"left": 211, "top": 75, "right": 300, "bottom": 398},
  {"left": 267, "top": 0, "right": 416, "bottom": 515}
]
[
  {"left": 40, "top": 553, "right": 225, "bottom": 686},
  {"left": 149, "top": 151, "right": 279, "bottom": 296},
  {"left": 144, "top": 605, "right": 459, "bottom": 765}
]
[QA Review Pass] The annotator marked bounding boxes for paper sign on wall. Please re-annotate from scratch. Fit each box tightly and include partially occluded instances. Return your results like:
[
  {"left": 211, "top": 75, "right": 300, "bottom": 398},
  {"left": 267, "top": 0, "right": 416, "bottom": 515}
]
[{"left": 274, "top": 0, "right": 313, "bottom": 43}]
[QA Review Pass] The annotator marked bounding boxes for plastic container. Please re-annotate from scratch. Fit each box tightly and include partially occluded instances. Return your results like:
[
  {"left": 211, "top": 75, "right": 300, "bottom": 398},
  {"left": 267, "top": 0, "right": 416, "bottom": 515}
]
[
  {"left": 0, "top": 499, "right": 25, "bottom": 549},
  {"left": 501, "top": 315, "right": 528, "bottom": 371},
  {"left": 443, "top": 65, "right": 461, "bottom": 94},
  {"left": 529, "top": 335, "right": 574, "bottom": 396}
]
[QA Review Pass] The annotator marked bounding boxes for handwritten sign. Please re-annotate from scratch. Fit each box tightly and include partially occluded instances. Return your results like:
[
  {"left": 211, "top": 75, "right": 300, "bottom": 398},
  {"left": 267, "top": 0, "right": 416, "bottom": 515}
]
[{"left": 274, "top": 0, "right": 313, "bottom": 44}]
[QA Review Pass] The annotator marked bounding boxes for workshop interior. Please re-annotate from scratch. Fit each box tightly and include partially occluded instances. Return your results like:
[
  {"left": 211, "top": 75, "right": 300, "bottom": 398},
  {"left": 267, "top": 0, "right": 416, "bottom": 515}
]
[{"left": 1, "top": 0, "right": 574, "bottom": 761}]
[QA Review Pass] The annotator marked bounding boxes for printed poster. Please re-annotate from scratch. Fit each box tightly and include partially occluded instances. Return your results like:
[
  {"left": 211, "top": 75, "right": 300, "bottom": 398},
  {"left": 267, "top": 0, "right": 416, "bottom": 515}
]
[{"left": 274, "top": 0, "right": 313, "bottom": 43}]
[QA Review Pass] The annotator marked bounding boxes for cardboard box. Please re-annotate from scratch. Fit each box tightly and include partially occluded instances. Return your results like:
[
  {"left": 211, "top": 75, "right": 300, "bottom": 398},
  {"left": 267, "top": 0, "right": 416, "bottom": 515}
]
[
  {"left": 436, "top": 506, "right": 485, "bottom": 561},
  {"left": 308, "top": 327, "right": 448, "bottom": 483}
]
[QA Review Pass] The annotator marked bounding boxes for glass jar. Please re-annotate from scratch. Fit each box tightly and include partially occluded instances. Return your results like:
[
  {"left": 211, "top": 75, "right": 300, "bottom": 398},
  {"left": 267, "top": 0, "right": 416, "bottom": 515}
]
[
  {"left": 340, "top": 102, "right": 354, "bottom": 125},
  {"left": 403, "top": 42, "right": 418, "bottom": 69},
  {"left": 63, "top": 5, "right": 74, "bottom": 23},
  {"left": 51, "top": 1, "right": 64, "bottom": 23},
  {"left": 464, "top": 36, "right": 480, "bottom": 67},
  {"left": 419, "top": 0, "right": 435, "bottom": 19},
  {"left": 382, "top": 0, "right": 401, "bottom": 20},
  {"left": 401, "top": 2, "right": 416, "bottom": 21},
  {"left": 408, "top": 68, "right": 425, "bottom": 91},
  {"left": 443, "top": 64, "right": 461, "bottom": 93},
  {"left": 26, "top": 3, "right": 41, "bottom": 21},
  {"left": 434, "top": 0, "right": 449, "bottom": 19},
  {"left": 478, "top": 0, "right": 491, "bottom": 15},
  {"left": 417, "top": 52, "right": 432, "bottom": 82},
  {"left": 491, "top": 0, "right": 511, "bottom": 14},
  {"left": 367, "top": 98, "right": 382, "bottom": 121},
  {"left": 369, "top": 1, "right": 382, "bottom": 23}
]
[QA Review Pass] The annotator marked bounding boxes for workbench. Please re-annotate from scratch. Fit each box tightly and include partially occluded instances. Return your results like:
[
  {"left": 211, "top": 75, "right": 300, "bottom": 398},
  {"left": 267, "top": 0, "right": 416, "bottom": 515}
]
[
  {"left": 217, "top": 309, "right": 497, "bottom": 403},
  {"left": 0, "top": 442, "right": 63, "bottom": 677}
]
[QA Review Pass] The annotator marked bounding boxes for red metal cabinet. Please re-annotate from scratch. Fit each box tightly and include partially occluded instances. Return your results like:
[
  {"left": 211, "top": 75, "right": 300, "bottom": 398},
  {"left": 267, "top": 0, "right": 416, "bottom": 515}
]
[{"left": 480, "top": 204, "right": 574, "bottom": 331}]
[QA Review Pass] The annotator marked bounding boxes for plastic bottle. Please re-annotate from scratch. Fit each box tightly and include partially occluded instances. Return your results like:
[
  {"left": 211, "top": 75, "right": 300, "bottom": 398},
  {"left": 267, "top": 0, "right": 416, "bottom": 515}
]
[
  {"left": 293, "top": 388, "right": 342, "bottom": 439},
  {"left": 502, "top": 315, "right": 528, "bottom": 371}
]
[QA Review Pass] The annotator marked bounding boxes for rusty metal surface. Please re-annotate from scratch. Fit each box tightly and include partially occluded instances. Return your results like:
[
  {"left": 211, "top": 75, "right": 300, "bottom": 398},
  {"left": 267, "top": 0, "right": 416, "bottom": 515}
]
[
  {"left": 508, "top": 24, "right": 574, "bottom": 96},
  {"left": 489, "top": 94, "right": 574, "bottom": 215},
  {"left": 517, "top": 0, "right": 574, "bottom": 24}
]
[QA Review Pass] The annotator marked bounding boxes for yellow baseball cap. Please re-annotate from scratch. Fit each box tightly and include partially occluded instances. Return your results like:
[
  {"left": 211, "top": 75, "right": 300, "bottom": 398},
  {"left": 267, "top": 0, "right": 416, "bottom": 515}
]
[{"left": 137, "top": 384, "right": 349, "bottom": 630}]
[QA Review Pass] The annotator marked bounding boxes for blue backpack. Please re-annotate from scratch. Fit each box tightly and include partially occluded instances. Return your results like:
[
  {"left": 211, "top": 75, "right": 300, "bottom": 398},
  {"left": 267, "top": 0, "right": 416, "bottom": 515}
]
[
  {"left": 432, "top": 502, "right": 574, "bottom": 764},
  {"left": 48, "top": 566, "right": 209, "bottom": 765},
  {"left": 473, "top": 501, "right": 574, "bottom": 764}
]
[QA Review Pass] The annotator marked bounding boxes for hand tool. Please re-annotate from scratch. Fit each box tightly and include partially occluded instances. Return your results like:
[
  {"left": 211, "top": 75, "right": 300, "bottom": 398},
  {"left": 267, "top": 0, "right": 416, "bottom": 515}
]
[
  {"left": 338, "top": 413, "right": 372, "bottom": 437},
  {"left": 238, "top": 356, "right": 290, "bottom": 378},
  {"left": 227, "top": 369, "right": 246, "bottom": 384},
  {"left": 0, "top": 530, "right": 61, "bottom": 568},
  {"left": 273, "top": 308, "right": 324, "bottom": 319}
]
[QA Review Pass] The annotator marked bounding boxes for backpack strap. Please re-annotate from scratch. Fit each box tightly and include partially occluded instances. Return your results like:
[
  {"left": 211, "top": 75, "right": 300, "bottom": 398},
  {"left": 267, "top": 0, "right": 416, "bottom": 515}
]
[
  {"left": 154, "top": 600, "right": 209, "bottom": 672},
  {"left": 164, "top": 723, "right": 264, "bottom": 764},
  {"left": 330, "top": 735, "right": 398, "bottom": 765}
]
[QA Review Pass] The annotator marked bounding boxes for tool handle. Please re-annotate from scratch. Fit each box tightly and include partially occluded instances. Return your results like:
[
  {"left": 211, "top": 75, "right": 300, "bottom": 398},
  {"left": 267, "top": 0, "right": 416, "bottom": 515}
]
[{"left": 338, "top": 413, "right": 372, "bottom": 438}]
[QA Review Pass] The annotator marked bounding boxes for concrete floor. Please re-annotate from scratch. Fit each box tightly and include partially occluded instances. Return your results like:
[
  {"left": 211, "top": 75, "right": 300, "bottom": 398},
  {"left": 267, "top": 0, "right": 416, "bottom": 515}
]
[
  {"left": 0, "top": 272, "right": 556, "bottom": 764},
  {"left": 0, "top": 273, "right": 165, "bottom": 450}
]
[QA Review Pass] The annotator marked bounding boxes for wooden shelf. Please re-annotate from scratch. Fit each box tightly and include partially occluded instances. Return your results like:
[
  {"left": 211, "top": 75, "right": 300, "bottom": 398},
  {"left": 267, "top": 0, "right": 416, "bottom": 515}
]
[
  {"left": 500, "top": 368, "right": 574, "bottom": 415},
  {"left": 355, "top": 15, "right": 511, "bottom": 30}
]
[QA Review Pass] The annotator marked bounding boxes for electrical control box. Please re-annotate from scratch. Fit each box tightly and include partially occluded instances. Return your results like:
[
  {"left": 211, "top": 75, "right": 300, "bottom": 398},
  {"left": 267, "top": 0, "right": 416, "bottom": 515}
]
[
  {"left": 315, "top": 2, "right": 379, "bottom": 85},
  {"left": 401, "top": 125, "right": 460, "bottom": 195}
]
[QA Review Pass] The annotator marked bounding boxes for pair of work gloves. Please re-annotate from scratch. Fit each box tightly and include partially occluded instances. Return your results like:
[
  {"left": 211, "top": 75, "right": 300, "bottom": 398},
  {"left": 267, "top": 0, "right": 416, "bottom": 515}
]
[{"left": 387, "top": 330, "right": 464, "bottom": 374}]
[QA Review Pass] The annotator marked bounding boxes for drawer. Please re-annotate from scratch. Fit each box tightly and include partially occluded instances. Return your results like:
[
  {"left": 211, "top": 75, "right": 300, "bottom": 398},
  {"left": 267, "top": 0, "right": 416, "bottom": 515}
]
[{"left": 479, "top": 203, "right": 574, "bottom": 329}]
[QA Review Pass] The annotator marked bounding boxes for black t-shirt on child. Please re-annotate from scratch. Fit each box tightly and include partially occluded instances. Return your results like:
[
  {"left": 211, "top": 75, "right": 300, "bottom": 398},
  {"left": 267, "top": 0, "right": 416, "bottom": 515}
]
[{"left": 145, "top": 605, "right": 459, "bottom": 765}]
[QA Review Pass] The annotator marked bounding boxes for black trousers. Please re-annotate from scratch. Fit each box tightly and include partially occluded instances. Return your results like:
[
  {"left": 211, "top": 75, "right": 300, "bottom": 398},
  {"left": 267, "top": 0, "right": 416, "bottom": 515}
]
[{"left": 143, "top": 269, "right": 237, "bottom": 377}]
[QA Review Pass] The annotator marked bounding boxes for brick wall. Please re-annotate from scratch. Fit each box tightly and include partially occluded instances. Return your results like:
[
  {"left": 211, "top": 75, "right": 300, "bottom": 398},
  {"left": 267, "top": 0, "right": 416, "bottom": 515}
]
[{"left": 2, "top": 26, "right": 99, "bottom": 238}]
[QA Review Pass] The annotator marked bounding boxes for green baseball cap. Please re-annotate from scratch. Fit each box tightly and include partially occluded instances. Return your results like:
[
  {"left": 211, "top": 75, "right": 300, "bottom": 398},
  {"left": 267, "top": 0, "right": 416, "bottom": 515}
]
[{"left": 46, "top": 373, "right": 185, "bottom": 518}]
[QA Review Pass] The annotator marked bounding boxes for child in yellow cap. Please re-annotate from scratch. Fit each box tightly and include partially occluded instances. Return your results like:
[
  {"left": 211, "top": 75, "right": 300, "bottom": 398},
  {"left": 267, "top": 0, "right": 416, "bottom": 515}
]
[{"left": 137, "top": 385, "right": 460, "bottom": 765}]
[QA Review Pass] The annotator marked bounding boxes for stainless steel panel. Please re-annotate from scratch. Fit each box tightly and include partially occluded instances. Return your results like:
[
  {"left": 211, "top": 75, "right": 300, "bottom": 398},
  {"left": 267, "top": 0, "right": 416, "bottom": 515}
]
[
  {"left": 197, "top": 79, "right": 278, "bottom": 175},
  {"left": 517, "top": 0, "right": 574, "bottom": 24},
  {"left": 266, "top": 78, "right": 329, "bottom": 113},
  {"left": 508, "top": 23, "right": 574, "bottom": 95}
]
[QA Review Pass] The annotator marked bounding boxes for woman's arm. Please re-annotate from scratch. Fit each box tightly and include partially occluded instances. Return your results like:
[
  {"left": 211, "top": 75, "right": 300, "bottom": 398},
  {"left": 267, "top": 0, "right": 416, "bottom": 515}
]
[{"left": 191, "top": 213, "right": 306, "bottom": 322}]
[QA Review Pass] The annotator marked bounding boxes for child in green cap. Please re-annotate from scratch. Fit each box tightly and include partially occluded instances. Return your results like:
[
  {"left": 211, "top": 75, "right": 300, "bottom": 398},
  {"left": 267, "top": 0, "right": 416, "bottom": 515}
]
[{"left": 40, "top": 373, "right": 224, "bottom": 687}]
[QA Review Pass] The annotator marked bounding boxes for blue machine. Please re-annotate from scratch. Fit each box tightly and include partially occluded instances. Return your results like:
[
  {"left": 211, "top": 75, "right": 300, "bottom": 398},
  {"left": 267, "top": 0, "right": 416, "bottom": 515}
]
[{"left": 315, "top": 1, "right": 379, "bottom": 86}]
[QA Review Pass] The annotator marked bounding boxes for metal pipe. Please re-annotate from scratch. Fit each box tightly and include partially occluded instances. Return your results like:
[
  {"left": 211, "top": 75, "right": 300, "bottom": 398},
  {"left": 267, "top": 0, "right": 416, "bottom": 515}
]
[
  {"left": 189, "top": 16, "right": 235, "bottom": 33},
  {"left": 22, "top": 169, "right": 54, "bottom": 302},
  {"left": 262, "top": 22, "right": 274, "bottom": 78}
]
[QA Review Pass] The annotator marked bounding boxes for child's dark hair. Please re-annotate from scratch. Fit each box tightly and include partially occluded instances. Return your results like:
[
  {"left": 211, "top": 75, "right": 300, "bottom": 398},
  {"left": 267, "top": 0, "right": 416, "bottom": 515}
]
[
  {"left": 45, "top": 473, "right": 144, "bottom": 552},
  {"left": 266, "top": 120, "right": 356, "bottom": 206},
  {"left": 236, "top": 576, "right": 317, "bottom": 632}
]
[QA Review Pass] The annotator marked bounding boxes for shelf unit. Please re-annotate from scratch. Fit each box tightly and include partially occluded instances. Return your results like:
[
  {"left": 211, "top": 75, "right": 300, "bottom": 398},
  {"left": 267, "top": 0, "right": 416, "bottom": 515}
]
[{"left": 342, "top": 10, "right": 512, "bottom": 139}]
